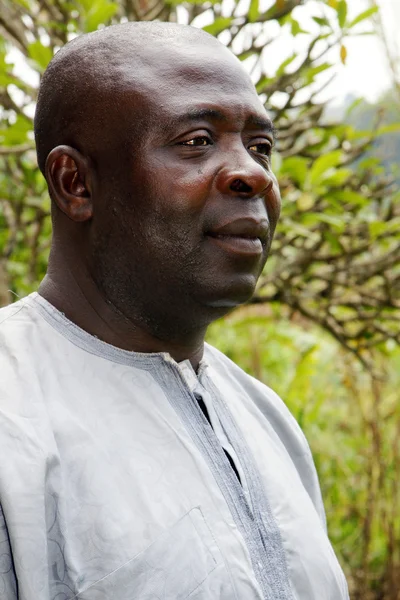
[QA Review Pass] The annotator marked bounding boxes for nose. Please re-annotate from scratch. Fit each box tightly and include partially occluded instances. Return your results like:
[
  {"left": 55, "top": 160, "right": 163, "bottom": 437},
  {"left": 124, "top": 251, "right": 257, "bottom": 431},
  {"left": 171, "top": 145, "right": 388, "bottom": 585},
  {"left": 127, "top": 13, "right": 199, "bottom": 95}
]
[{"left": 215, "top": 144, "right": 274, "bottom": 198}]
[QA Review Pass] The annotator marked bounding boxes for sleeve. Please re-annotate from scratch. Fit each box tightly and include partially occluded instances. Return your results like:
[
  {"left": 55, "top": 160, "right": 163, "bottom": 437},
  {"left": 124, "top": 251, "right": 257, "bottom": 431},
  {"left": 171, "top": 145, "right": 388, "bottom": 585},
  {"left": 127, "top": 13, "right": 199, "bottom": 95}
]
[{"left": 0, "top": 501, "right": 18, "bottom": 599}]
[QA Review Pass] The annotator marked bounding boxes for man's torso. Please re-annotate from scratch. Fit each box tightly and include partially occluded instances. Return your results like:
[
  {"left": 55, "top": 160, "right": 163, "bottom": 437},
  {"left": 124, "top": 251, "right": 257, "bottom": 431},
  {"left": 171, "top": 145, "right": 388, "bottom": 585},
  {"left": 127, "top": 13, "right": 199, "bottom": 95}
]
[{"left": 0, "top": 294, "right": 349, "bottom": 600}]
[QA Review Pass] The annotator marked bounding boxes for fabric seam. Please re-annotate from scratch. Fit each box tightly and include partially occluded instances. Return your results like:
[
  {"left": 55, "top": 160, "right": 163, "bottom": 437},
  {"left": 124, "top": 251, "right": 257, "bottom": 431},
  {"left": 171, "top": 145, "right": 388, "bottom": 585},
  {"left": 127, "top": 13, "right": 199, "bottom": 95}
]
[
  {"left": 151, "top": 361, "right": 279, "bottom": 600},
  {"left": 203, "top": 373, "right": 294, "bottom": 600}
]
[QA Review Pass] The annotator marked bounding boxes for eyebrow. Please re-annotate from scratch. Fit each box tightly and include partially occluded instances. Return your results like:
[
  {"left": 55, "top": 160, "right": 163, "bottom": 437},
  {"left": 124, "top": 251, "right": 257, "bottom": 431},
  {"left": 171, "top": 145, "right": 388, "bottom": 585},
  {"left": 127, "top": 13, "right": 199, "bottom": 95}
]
[
  {"left": 176, "top": 108, "right": 228, "bottom": 124},
  {"left": 173, "top": 108, "right": 275, "bottom": 138},
  {"left": 245, "top": 114, "right": 275, "bottom": 134}
]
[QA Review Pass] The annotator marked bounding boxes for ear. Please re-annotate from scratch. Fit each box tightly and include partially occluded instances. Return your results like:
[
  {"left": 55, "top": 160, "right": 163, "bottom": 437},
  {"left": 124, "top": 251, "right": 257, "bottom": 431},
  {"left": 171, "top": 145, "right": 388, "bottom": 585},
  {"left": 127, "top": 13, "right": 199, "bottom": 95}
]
[{"left": 45, "top": 145, "right": 93, "bottom": 222}]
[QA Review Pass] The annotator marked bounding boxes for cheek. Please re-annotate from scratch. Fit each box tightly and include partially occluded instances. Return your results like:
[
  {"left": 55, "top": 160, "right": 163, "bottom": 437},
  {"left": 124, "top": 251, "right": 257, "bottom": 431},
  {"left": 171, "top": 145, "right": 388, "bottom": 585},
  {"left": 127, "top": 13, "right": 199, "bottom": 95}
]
[{"left": 144, "top": 161, "right": 212, "bottom": 213}]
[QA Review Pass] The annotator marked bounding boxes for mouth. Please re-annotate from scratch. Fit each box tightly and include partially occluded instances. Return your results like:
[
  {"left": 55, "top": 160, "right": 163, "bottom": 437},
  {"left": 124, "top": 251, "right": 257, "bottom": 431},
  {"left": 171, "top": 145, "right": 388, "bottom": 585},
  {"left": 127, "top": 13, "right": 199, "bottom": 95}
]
[
  {"left": 206, "top": 233, "right": 263, "bottom": 255},
  {"left": 206, "top": 218, "right": 268, "bottom": 256}
]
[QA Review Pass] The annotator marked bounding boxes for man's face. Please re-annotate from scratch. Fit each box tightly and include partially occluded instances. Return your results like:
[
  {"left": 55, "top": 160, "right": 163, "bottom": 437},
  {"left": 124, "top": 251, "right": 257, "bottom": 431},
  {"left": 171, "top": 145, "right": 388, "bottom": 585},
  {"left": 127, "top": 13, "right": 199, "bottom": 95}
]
[{"left": 89, "top": 42, "right": 281, "bottom": 334}]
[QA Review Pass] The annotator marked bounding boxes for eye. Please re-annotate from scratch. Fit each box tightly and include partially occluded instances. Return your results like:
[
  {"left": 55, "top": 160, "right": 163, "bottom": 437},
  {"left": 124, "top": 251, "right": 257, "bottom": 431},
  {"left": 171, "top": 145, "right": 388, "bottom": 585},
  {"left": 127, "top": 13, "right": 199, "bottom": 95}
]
[
  {"left": 179, "top": 136, "right": 212, "bottom": 147},
  {"left": 248, "top": 142, "right": 272, "bottom": 156}
]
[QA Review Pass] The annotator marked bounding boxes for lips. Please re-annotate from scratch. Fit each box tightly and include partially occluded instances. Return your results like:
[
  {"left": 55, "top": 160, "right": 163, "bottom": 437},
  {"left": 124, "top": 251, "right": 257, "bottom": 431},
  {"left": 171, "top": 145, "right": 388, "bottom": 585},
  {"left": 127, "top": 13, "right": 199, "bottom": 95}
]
[
  {"left": 208, "top": 217, "right": 269, "bottom": 239},
  {"left": 206, "top": 218, "right": 269, "bottom": 256}
]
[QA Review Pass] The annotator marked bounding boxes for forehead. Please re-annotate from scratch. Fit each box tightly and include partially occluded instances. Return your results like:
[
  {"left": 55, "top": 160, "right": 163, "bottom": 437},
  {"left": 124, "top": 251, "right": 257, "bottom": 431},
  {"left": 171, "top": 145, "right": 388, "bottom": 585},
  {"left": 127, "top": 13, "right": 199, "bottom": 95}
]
[{"left": 118, "top": 43, "right": 269, "bottom": 130}]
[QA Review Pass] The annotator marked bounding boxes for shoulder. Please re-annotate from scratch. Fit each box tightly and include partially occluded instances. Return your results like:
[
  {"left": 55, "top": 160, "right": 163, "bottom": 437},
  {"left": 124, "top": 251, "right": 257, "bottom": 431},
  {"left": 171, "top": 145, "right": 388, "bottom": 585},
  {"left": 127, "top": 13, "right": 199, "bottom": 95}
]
[
  {"left": 0, "top": 295, "right": 44, "bottom": 375},
  {"left": 0, "top": 294, "right": 49, "bottom": 417},
  {"left": 0, "top": 296, "right": 30, "bottom": 325},
  {"left": 0, "top": 293, "right": 41, "bottom": 334},
  {"left": 0, "top": 292, "right": 61, "bottom": 352}
]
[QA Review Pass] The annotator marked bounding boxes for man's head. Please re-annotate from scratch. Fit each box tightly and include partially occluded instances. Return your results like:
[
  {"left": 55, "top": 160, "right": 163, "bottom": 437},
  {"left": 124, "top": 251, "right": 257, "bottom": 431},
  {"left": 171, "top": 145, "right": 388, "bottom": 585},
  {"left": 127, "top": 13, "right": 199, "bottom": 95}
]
[{"left": 34, "top": 22, "right": 281, "bottom": 339}]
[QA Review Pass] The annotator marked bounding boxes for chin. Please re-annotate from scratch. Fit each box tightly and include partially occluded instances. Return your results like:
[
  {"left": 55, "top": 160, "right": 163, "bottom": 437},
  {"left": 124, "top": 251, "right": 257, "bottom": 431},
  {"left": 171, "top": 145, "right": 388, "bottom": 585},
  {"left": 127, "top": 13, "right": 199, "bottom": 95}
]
[{"left": 202, "top": 277, "right": 257, "bottom": 309}]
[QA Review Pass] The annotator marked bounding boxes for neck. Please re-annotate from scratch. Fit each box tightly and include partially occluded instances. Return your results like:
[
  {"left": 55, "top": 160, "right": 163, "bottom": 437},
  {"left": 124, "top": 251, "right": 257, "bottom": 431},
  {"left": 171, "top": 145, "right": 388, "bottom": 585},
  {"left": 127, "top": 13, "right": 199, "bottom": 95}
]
[{"left": 38, "top": 260, "right": 206, "bottom": 370}]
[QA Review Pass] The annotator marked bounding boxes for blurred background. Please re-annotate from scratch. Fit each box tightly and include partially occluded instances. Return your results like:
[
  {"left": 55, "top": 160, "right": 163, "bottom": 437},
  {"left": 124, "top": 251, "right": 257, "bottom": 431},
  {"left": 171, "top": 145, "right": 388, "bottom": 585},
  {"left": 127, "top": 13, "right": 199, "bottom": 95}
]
[{"left": 0, "top": 0, "right": 399, "bottom": 597}]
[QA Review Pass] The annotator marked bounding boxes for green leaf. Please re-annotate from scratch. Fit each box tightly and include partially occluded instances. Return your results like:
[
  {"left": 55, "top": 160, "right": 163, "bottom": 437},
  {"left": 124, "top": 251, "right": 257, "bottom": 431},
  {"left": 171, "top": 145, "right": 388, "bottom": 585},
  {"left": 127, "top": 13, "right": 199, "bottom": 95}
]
[
  {"left": 0, "top": 71, "right": 17, "bottom": 87},
  {"left": 256, "top": 76, "right": 274, "bottom": 92},
  {"left": 276, "top": 53, "right": 296, "bottom": 77},
  {"left": 358, "top": 157, "right": 380, "bottom": 170},
  {"left": 291, "top": 18, "right": 300, "bottom": 35},
  {"left": 271, "top": 152, "right": 282, "bottom": 175},
  {"left": 238, "top": 50, "right": 257, "bottom": 61},
  {"left": 262, "top": 0, "right": 288, "bottom": 22},
  {"left": 83, "top": 1, "right": 118, "bottom": 32},
  {"left": 337, "top": 0, "right": 347, "bottom": 28},
  {"left": 331, "top": 190, "right": 367, "bottom": 206},
  {"left": 368, "top": 221, "right": 387, "bottom": 238},
  {"left": 322, "top": 168, "right": 352, "bottom": 187},
  {"left": 303, "top": 62, "right": 332, "bottom": 85},
  {"left": 78, "top": 0, "right": 93, "bottom": 10},
  {"left": 290, "top": 18, "right": 308, "bottom": 36},
  {"left": 313, "top": 213, "right": 345, "bottom": 228},
  {"left": 203, "top": 18, "right": 233, "bottom": 36},
  {"left": 248, "top": 0, "right": 259, "bottom": 23},
  {"left": 297, "top": 192, "right": 315, "bottom": 211},
  {"left": 0, "top": 114, "right": 32, "bottom": 146},
  {"left": 345, "top": 97, "right": 363, "bottom": 117},
  {"left": 309, "top": 150, "right": 342, "bottom": 186},
  {"left": 376, "top": 123, "right": 400, "bottom": 135},
  {"left": 312, "top": 16, "right": 329, "bottom": 27},
  {"left": 348, "top": 6, "right": 378, "bottom": 28},
  {"left": 281, "top": 157, "right": 309, "bottom": 186},
  {"left": 324, "top": 230, "right": 342, "bottom": 253},
  {"left": 12, "top": 0, "right": 30, "bottom": 8},
  {"left": 385, "top": 217, "right": 400, "bottom": 234},
  {"left": 27, "top": 41, "right": 53, "bottom": 71}
]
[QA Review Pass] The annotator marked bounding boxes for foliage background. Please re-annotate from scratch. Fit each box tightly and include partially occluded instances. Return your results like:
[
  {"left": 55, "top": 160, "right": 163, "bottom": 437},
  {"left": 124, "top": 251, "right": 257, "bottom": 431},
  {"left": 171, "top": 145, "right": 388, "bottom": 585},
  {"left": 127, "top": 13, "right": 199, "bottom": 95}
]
[{"left": 0, "top": 0, "right": 399, "bottom": 597}]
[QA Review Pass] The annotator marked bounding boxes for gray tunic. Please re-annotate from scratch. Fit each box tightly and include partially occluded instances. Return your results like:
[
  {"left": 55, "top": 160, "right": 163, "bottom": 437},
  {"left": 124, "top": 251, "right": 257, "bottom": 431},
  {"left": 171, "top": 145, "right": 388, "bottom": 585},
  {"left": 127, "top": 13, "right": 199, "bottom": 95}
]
[{"left": 0, "top": 293, "right": 349, "bottom": 599}]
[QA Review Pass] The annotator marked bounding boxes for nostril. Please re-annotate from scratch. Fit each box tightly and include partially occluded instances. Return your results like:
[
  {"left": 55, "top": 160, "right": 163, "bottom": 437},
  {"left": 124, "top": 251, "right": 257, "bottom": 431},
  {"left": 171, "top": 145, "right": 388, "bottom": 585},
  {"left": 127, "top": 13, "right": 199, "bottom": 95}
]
[{"left": 230, "top": 179, "right": 252, "bottom": 193}]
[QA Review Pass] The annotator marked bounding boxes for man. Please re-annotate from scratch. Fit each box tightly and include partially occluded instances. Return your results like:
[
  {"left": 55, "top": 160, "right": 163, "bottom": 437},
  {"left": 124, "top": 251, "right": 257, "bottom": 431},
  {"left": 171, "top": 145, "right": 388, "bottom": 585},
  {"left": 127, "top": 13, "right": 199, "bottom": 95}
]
[{"left": 0, "top": 22, "right": 349, "bottom": 600}]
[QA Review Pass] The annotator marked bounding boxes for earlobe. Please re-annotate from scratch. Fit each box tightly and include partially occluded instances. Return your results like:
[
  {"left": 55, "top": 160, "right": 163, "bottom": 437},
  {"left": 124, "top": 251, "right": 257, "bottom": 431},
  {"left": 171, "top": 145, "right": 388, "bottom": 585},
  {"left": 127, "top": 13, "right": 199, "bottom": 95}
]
[{"left": 45, "top": 145, "right": 93, "bottom": 222}]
